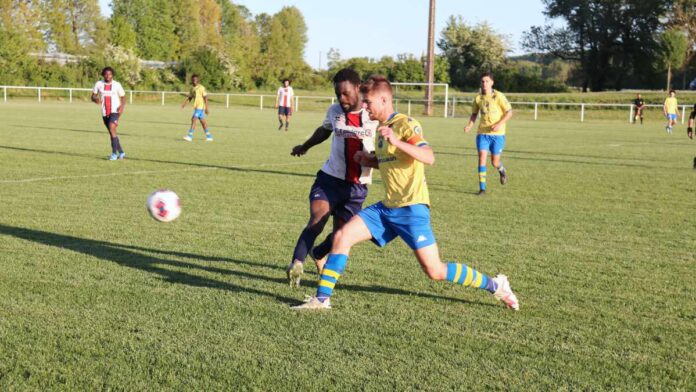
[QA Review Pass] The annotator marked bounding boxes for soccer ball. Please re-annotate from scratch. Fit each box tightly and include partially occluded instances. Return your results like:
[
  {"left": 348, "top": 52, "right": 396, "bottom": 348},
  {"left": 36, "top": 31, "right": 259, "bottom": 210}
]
[{"left": 146, "top": 189, "right": 181, "bottom": 222}]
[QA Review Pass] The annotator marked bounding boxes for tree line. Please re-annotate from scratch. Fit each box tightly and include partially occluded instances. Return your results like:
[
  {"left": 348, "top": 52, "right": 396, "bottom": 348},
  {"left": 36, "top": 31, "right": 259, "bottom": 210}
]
[{"left": 1, "top": 0, "right": 694, "bottom": 92}]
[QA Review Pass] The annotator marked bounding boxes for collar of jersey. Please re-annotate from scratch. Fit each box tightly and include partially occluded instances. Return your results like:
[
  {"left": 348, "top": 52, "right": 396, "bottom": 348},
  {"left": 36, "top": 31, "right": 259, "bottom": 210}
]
[{"left": 386, "top": 112, "right": 399, "bottom": 123}]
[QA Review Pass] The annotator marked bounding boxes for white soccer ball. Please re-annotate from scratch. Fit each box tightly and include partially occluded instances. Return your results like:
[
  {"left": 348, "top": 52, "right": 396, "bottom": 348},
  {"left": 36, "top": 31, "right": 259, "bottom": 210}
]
[{"left": 146, "top": 189, "right": 181, "bottom": 222}]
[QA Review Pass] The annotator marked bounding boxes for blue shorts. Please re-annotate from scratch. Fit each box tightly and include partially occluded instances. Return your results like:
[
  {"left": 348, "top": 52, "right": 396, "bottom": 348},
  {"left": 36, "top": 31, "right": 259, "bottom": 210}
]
[
  {"left": 310, "top": 170, "right": 367, "bottom": 222},
  {"left": 102, "top": 113, "right": 120, "bottom": 129},
  {"left": 358, "top": 202, "right": 436, "bottom": 250},
  {"left": 193, "top": 109, "right": 205, "bottom": 119},
  {"left": 278, "top": 106, "right": 292, "bottom": 116},
  {"left": 667, "top": 113, "right": 677, "bottom": 121},
  {"left": 476, "top": 134, "right": 505, "bottom": 155}
]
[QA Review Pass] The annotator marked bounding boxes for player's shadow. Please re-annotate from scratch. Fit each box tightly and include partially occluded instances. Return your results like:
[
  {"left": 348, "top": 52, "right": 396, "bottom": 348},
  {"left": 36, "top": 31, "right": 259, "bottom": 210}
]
[
  {"left": 0, "top": 145, "right": 315, "bottom": 179},
  {"left": 0, "top": 224, "right": 487, "bottom": 307}
]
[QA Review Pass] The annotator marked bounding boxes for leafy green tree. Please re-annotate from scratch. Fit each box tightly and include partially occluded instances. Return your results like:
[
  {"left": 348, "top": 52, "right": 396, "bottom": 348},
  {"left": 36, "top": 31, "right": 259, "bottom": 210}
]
[
  {"left": 42, "top": 0, "right": 107, "bottom": 54},
  {"left": 112, "top": 0, "right": 179, "bottom": 60},
  {"left": 660, "top": 28, "right": 690, "bottom": 90},
  {"left": 178, "top": 46, "right": 240, "bottom": 90},
  {"left": 437, "top": 17, "right": 508, "bottom": 89},
  {"left": 109, "top": 15, "right": 136, "bottom": 50}
]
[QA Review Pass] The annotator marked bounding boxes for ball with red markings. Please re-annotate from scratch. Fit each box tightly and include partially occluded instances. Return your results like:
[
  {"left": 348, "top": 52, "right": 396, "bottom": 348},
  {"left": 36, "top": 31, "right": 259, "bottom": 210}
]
[{"left": 146, "top": 190, "right": 181, "bottom": 222}]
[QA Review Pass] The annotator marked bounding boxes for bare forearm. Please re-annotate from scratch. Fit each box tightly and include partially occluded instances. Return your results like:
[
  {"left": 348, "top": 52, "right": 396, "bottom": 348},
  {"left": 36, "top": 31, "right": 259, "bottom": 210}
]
[
  {"left": 302, "top": 127, "right": 332, "bottom": 150},
  {"left": 392, "top": 140, "right": 434, "bottom": 165},
  {"left": 493, "top": 110, "right": 513, "bottom": 127}
]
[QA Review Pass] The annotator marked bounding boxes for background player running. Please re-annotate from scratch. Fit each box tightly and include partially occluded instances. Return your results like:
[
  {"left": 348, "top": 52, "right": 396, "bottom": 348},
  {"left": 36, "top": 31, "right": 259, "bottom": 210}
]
[
  {"left": 464, "top": 72, "right": 513, "bottom": 196},
  {"left": 293, "top": 76, "right": 519, "bottom": 311},
  {"left": 633, "top": 93, "right": 645, "bottom": 125},
  {"left": 181, "top": 74, "right": 213, "bottom": 142},
  {"left": 275, "top": 79, "right": 294, "bottom": 131},
  {"left": 91, "top": 67, "right": 126, "bottom": 160},
  {"left": 664, "top": 90, "right": 679, "bottom": 134},
  {"left": 286, "top": 69, "right": 377, "bottom": 287}
]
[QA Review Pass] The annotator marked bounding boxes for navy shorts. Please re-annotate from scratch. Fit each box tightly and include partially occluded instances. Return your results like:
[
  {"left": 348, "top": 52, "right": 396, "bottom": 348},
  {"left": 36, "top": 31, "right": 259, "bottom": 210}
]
[
  {"left": 309, "top": 170, "right": 367, "bottom": 222},
  {"left": 278, "top": 106, "right": 292, "bottom": 116},
  {"left": 102, "top": 113, "right": 120, "bottom": 129}
]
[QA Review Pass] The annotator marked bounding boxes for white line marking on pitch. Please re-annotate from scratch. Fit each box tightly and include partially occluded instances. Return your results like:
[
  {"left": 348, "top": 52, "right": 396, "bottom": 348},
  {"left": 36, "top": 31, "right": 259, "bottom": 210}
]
[{"left": 0, "top": 161, "right": 324, "bottom": 184}]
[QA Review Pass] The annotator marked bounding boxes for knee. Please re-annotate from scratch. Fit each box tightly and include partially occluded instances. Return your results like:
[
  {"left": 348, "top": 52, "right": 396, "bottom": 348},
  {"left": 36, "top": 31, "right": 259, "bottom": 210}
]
[
  {"left": 422, "top": 264, "right": 446, "bottom": 281},
  {"left": 332, "top": 228, "right": 351, "bottom": 249}
]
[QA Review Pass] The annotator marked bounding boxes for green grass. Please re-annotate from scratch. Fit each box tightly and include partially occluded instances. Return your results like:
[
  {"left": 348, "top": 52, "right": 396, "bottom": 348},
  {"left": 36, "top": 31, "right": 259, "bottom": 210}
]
[{"left": 0, "top": 102, "right": 694, "bottom": 390}]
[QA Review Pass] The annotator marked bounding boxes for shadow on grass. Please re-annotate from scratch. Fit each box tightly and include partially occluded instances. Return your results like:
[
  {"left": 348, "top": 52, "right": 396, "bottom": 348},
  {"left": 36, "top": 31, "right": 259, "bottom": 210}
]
[
  {"left": 0, "top": 224, "right": 488, "bottom": 307},
  {"left": 0, "top": 145, "right": 315, "bottom": 179}
]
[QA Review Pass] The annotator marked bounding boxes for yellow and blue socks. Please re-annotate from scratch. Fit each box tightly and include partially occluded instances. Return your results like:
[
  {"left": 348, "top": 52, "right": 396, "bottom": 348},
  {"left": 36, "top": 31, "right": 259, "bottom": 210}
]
[
  {"left": 316, "top": 253, "right": 348, "bottom": 302},
  {"left": 187, "top": 129, "right": 194, "bottom": 138},
  {"left": 478, "top": 165, "right": 487, "bottom": 191},
  {"left": 204, "top": 128, "right": 212, "bottom": 138},
  {"left": 446, "top": 262, "right": 497, "bottom": 293}
]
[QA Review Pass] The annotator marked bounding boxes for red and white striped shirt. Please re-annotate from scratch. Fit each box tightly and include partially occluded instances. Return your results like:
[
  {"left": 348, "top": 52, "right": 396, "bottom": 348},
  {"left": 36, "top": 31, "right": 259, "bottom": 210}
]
[
  {"left": 92, "top": 80, "right": 125, "bottom": 116},
  {"left": 277, "top": 86, "right": 294, "bottom": 108}
]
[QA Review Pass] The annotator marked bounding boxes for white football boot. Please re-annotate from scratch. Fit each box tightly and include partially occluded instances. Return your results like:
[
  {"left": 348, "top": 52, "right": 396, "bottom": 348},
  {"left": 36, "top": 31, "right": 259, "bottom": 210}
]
[
  {"left": 492, "top": 274, "right": 519, "bottom": 311},
  {"left": 291, "top": 295, "right": 331, "bottom": 310}
]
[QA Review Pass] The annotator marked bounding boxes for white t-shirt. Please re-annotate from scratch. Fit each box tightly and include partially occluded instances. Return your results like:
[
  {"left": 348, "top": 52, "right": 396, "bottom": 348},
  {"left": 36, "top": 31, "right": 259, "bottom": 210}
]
[
  {"left": 320, "top": 104, "right": 378, "bottom": 185},
  {"left": 277, "top": 86, "right": 294, "bottom": 108},
  {"left": 92, "top": 80, "right": 126, "bottom": 116}
]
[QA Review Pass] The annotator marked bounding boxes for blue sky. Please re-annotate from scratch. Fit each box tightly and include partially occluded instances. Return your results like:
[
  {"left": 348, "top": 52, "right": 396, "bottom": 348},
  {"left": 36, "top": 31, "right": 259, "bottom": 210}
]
[{"left": 98, "top": 0, "right": 549, "bottom": 67}]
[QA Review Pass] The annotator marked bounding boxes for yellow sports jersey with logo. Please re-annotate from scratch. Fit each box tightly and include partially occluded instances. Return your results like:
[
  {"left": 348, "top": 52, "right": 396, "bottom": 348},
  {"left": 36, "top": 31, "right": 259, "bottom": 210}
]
[
  {"left": 471, "top": 90, "right": 512, "bottom": 135},
  {"left": 376, "top": 113, "right": 430, "bottom": 208},
  {"left": 664, "top": 97, "right": 678, "bottom": 114},
  {"left": 190, "top": 85, "right": 207, "bottom": 110}
]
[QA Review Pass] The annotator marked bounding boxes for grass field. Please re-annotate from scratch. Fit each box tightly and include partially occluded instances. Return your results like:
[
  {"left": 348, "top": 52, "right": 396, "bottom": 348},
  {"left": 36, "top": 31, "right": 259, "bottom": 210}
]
[{"left": 0, "top": 102, "right": 694, "bottom": 390}]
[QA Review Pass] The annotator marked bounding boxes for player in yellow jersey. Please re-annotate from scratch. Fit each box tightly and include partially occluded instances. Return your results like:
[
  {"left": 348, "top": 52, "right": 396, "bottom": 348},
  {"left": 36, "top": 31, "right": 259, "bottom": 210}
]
[
  {"left": 663, "top": 89, "right": 678, "bottom": 135},
  {"left": 464, "top": 72, "right": 513, "bottom": 195},
  {"left": 181, "top": 74, "right": 213, "bottom": 141},
  {"left": 293, "top": 76, "right": 519, "bottom": 311}
]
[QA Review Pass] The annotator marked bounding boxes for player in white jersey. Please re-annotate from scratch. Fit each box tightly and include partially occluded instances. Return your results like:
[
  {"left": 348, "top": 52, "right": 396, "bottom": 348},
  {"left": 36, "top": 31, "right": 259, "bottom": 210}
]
[
  {"left": 275, "top": 79, "right": 294, "bottom": 131},
  {"left": 286, "top": 68, "right": 378, "bottom": 287},
  {"left": 91, "top": 67, "right": 127, "bottom": 160}
]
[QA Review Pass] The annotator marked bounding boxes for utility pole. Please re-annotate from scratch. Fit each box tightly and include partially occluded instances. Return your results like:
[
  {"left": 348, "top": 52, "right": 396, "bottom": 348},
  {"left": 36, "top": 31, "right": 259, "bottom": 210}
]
[{"left": 424, "top": 0, "right": 436, "bottom": 116}]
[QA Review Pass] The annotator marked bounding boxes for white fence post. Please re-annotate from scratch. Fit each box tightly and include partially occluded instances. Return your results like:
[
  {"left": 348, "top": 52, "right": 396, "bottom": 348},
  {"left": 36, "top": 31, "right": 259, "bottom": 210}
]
[
  {"left": 629, "top": 105, "right": 634, "bottom": 123},
  {"left": 395, "top": 99, "right": 398, "bottom": 112},
  {"left": 534, "top": 103, "right": 538, "bottom": 120},
  {"left": 69, "top": 88, "right": 73, "bottom": 103},
  {"left": 161, "top": 92, "right": 165, "bottom": 106},
  {"left": 226, "top": 94, "right": 229, "bottom": 108},
  {"left": 682, "top": 105, "right": 686, "bottom": 124},
  {"left": 260, "top": 95, "right": 264, "bottom": 110},
  {"left": 452, "top": 97, "right": 456, "bottom": 117},
  {"left": 331, "top": 97, "right": 335, "bottom": 105},
  {"left": 407, "top": 100, "right": 411, "bottom": 116},
  {"left": 38, "top": 87, "right": 41, "bottom": 103},
  {"left": 4, "top": 86, "right": 7, "bottom": 102},
  {"left": 580, "top": 104, "right": 585, "bottom": 122},
  {"left": 295, "top": 96, "right": 299, "bottom": 112},
  {"left": 443, "top": 84, "right": 449, "bottom": 118},
  {"left": 129, "top": 91, "right": 133, "bottom": 104}
]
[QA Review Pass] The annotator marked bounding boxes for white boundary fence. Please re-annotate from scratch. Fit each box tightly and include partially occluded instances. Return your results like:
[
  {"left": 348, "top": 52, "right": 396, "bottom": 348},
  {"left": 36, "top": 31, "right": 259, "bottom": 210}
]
[{"left": 0, "top": 85, "right": 689, "bottom": 123}]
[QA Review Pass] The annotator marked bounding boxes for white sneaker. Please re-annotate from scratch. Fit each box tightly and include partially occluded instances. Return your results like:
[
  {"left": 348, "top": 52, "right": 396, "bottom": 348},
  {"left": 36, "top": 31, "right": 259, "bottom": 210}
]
[
  {"left": 291, "top": 295, "right": 331, "bottom": 310},
  {"left": 286, "top": 260, "right": 303, "bottom": 288},
  {"left": 183, "top": 135, "right": 193, "bottom": 142},
  {"left": 492, "top": 274, "right": 519, "bottom": 311}
]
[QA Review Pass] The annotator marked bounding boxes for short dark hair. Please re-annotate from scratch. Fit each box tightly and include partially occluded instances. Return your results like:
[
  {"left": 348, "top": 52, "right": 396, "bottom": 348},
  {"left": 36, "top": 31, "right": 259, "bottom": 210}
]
[
  {"left": 191, "top": 74, "right": 199, "bottom": 79},
  {"left": 332, "top": 68, "right": 361, "bottom": 87},
  {"left": 282, "top": 78, "right": 290, "bottom": 84},
  {"left": 101, "top": 67, "right": 114, "bottom": 76},
  {"left": 669, "top": 89, "right": 676, "bottom": 94},
  {"left": 360, "top": 75, "right": 392, "bottom": 95},
  {"left": 480, "top": 71, "right": 494, "bottom": 80}
]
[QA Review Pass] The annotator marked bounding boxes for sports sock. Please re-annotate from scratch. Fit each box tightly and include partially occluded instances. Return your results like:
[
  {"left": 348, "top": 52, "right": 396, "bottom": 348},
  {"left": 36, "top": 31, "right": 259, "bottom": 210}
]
[
  {"left": 113, "top": 137, "right": 123, "bottom": 153},
  {"left": 204, "top": 128, "right": 211, "bottom": 136},
  {"left": 110, "top": 137, "right": 117, "bottom": 153},
  {"left": 292, "top": 224, "right": 324, "bottom": 263},
  {"left": 446, "top": 263, "right": 497, "bottom": 293},
  {"left": 497, "top": 164, "right": 506, "bottom": 174},
  {"left": 312, "top": 233, "right": 333, "bottom": 261},
  {"left": 187, "top": 129, "right": 194, "bottom": 137},
  {"left": 316, "top": 253, "right": 348, "bottom": 301},
  {"left": 285, "top": 121, "right": 289, "bottom": 129},
  {"left": 478, "top": 165, "right": 487, "bottom": 191}
]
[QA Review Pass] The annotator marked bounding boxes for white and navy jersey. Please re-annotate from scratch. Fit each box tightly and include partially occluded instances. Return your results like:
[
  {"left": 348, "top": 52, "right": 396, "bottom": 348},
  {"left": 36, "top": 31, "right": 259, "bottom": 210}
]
[
  {"left": 277, "top": 86, "right": 294, "bottom": 108},
  {"left": 320, "top": 104, "right": 378, "bottom": 185},
  {"left": 92, "top": 80, "right": 126, "bottom": 116}
]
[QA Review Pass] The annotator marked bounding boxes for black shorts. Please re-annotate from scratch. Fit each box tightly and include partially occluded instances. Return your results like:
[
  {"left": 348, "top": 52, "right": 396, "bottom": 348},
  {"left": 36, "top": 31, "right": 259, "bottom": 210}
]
[
  {"left": 309, "top": 170, "right": 367, "bottom": 222},
  {"left": 102, "top": 113, "right": 120, "bottom": 129},
  {"left": 278, "top": 106, "right": 292, "bottom": 116}
]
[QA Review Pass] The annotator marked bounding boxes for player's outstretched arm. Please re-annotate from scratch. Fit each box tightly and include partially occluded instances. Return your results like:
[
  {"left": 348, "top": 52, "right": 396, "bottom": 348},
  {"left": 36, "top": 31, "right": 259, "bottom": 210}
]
[
  {"left": 380, "top": 126, "right": 435, "bottom": 165},
  {"left": 118, "top": 95, "right": 126, "bottom": 115},
  {"left": 291, "top": 126, "right": 332, "bottom": 156},
  {"left": 181, "top": 96, "right": 190, "bottom": 109},
  {"left": 204, "top": 96, "right": 209, "bottom": 114}
]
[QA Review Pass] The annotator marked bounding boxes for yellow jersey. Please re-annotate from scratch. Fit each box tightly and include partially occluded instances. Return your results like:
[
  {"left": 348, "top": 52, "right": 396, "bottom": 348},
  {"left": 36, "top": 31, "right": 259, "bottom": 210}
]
[
  {"left": 664, "top": 97, "right": 678, "bottom": 114},
  {"left": 376, "top": 113, "right": 430, "bottom": 208},
  {"left": 190, "top": 85, "right": 207, "bottom": 110},
  {"left": 471, "top": 90, "right": 512, "bottom": 135}
]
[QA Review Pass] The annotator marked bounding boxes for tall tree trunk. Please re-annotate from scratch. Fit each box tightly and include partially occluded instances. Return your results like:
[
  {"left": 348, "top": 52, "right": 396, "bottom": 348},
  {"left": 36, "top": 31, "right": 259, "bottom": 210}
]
[{"left": 667, "top": 64, "right": 672, "bottom": 91}]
